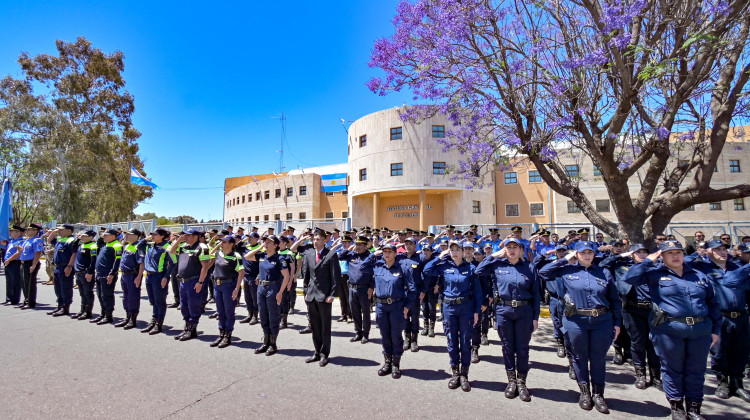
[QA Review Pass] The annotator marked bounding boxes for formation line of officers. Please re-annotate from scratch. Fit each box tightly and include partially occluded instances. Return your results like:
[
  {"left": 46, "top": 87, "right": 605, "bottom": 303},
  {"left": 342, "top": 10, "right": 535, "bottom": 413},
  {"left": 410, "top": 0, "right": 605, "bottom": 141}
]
[{"left": 2, "top": 223, "right": 750, "bottom": 420}]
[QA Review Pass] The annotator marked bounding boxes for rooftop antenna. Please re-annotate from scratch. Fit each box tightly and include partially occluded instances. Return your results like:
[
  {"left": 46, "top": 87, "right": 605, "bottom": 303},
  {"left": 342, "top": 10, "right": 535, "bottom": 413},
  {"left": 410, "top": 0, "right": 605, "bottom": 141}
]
[{"left": 272, "top": 113, "right": 286, "bottom": 173}]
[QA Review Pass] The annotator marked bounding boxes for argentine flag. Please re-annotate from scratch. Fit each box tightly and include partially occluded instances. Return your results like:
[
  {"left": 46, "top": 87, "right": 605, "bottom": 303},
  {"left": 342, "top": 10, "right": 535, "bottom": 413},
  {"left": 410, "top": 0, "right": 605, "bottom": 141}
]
[
  {"left": 320, "top": 173, "right": 347, "bottom": 192},
  {"left": 130, "top": 166, "right": 159, "bottom": 189}
]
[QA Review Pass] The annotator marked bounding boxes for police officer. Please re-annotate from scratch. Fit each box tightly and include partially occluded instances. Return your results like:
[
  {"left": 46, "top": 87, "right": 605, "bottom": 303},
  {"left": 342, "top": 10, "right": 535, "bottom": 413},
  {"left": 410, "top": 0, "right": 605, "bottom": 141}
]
[
  {"left": 91, "top": 229, "right": 123, "bottom": 325},
  {"left": 420, "top": 245, "right": 439, "bottom": 338},
  {"left": 476, "top": 238, "right": 540, "bottom": 401},
  {"left": 501, "top": 226, "right": 532, "bottom": 260},
  {"left": 423, "top": 241, "right": 482, "bottom": 391},
  {"left": 245, "top": 234, "right": 292, "bottom": 356},
  {"left": 470, "top": 246, "right": 493, "bottom": 363},
  {"left": 115, "top": 229, "right": 146, "bottom": 330},
  {"left": 140, "top": 228, "right": 173, "bottom": 335},
  {"left": 167, "top": 229, "right": 212, "bottom": 341},
  {"left": 338, "top": 235, "right": 375, "bottom": 343},
  {"left": 399, "top": 236, "right": 425, "bottom": 352},
  {"left": 167, "top": 231, "right": 183, "bottom": 309},
  {"left": 278, "top": 235, "right": 298, "bottom": 329},
  {"left": 18, "top": 223, "right": 44, "bottom": 309},
  {"left": 46, "top": 224, "right": 79, "bottom": 317},
  {"left": 2, "top": 225, "right": 25, "bottom": 306},
  {"left": 208, "top": 236, "right": 244, "bottom": 348},
  {"left": 625, "top": 241, "right": 721, "bottom": 420},
  {"left": 238, "top": 232, "right": 262, "bottom": 324},
  {"left": 600, "top": 243, "right": 662, "bottom": 390},
  {"left": 539, "top": 241, "right": 621, "bottom": 414},
  {"left": 72, "top": 230, "right": 98, "bottom": 320}
]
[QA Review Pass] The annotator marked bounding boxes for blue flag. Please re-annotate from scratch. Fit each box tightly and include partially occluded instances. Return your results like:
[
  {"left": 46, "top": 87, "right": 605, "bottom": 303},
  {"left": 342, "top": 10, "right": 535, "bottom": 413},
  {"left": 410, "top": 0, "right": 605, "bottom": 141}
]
[
  {"left": 0, "top": 179, "right": 12, "bottom": 241},
  {"left": 130, "top": 166, "right": 158, "bottom": 189},
  {"left": 320, "top": 173, "right": 347, "bottom": 192}
]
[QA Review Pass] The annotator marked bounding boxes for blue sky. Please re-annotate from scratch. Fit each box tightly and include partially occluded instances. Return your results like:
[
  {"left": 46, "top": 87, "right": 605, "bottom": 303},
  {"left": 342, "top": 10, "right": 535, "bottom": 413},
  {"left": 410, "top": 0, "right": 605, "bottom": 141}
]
[{"left": 0, "top": 0, "right": 412, "bottom": 221}]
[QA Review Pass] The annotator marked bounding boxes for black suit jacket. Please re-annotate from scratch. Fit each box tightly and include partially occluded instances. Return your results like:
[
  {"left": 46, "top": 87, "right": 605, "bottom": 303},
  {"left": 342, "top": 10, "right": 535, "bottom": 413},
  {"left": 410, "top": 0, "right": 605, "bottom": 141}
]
[{"left": 302, "top": 247, "right": 341, "bottom": 303}]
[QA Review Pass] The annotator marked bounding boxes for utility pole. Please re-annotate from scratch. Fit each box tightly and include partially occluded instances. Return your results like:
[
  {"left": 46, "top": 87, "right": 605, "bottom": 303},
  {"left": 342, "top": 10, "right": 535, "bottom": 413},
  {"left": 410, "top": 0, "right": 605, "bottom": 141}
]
[{"left": 272, "top": 113, "right": 286, "bottom": 173}]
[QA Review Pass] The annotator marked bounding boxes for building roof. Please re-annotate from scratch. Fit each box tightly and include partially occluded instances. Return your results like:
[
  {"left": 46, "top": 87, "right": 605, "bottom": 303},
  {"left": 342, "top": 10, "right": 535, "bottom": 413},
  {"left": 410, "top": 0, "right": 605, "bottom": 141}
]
[{"left": 286, "top": 163, "right": 348, "bottom": 176}]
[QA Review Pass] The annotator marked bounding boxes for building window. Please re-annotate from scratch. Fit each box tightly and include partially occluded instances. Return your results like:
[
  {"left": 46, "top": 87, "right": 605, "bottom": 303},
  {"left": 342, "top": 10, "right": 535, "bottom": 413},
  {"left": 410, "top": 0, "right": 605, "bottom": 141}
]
[
  {"left": 391, "top": 163, "right": 403, "bottom": 176},
  {"left": 734, "top": 198, "right": 745, "bottom": 210},
  {"left": 433, "top": 161, "right": 446, "bottom": 175},
  {"left": 241, "top": 195, "right": 245, "bottom": 203},
  {"left": 432, "top": 125, "right": 445, "bottom": 138},
  {"left": 342, "top": 189, "right": 348, "bottom": 195},
  {"left": 709, "top": 202, "right": 722, "bottom": 211},
  {"left": 505, "top": 204, "right": 519, "bottom": 217},
  {"left": 504, "top": 172, "right": 518, "bottom": 184},
  {"left": 264, "top": 215, "right": 269, "bottom": 221},
  {"left": 471, "top": 165, "right": 480, "bottom": 177},
  {"left": 528, "top": 170, "right": 541, "bottom": 183},
  {"left": 255, "top": 192, "right": 260, "bottom": 201},
  {"left": 359, "top": 168, "right": 367, "bottom": 181},
  {"left": 248, "top": 194, "right": 252, "bottom": 202},
  {"left": 730, "top": 160, "right": 741, "bottom": 172},
  {"left": 596, "top": 199, "right": 610, "bottom": 212},
  {"left": 567, "top": 201, "right": 581, "bottom": 213},
  {"left": 684, "top": 205, "right": 695, "bottom": 211},
  {"left": 593, "top": 166, "right": 602, "bottom": 176},
  {"left": 390, "top": 127, "right": 402, "bottom": 140},
  {"left": 530, "top": 203, "right": 544, "bottom": 216},
  {"left": 286, "top": 187, "right": 293, "bottom": 197},
  {"left": 299, "top": 212, "right": 306, "bottom": 220},
  {"left": 472, "top": 200, "right": 481, "bottom": 214},
  {"left": 565, "top": 165, "right": 579, "bottom": 177},
  {"left": 325, "top": 212, "right": 334, "bottom": 220},
  {"left": 359, "top": 135, "right": 367, "bottom": 147},
  {"left": 299, "top": 186, "right": 307, "bottom": 196},
  {"left": 492, "top": 204, "right": 496, "bottom": 216},
  {"left": 286, "top": 213, "right": 293, "bottom": 220},
  {"left": 275, "top": 189, "right": 281, "bottom": 198},
  {"left": 241, "top": 217, "right": 244, "bottom": 223},
  {"left": 325, "top": 192, "right": 334, "bottom": 196},
  {"left": 274, "top": 214, "right": 281, "bottom": 221},
  {"left": 264, "top": 191, "right": 270, "bottom": 200},
  {"left": 341, "top": 211, "right": 348, "bottom": 218},
  {"left": 255, "top": 216, "right": 259, "bottom": 222}
]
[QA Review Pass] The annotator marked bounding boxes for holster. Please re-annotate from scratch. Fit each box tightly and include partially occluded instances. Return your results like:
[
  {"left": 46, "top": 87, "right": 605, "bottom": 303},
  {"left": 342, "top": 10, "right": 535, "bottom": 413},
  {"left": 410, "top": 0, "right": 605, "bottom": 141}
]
[{"left": 651, "top": 303, "right": 667, "bottom": 327}]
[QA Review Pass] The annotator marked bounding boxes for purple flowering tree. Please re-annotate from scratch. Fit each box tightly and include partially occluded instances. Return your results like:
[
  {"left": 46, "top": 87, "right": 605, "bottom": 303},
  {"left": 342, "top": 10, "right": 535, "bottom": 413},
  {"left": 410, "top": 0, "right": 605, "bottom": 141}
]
[{"left": 368, "top": 0, "right": 750, "bottom": 244}]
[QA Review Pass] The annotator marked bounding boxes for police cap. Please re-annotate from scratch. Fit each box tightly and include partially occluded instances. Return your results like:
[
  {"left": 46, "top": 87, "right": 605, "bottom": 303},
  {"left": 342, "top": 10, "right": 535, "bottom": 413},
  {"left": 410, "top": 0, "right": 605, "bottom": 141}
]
[
  {"left": 10, "top": 224, "right": 25, "bottom": 232},
  {"left": 658, "top": 240, "right": 684, "bottom": 253},
  {"left": 104, "top": 229, "right": 119, "bottom": 236},
  {"left": 577, "top": 228, "right": 590, "bottom": 234},
  {"left": 505, "top": 238, "right": 525, "bottom": 249},
  {"left": 264, "top": 234, "right": 280, "bottom": 245},
  {"left": 355, "top": 236, "right": 368, "bottom": 244},
  {"left": 381, "top": 243, "right": 397, "bottom": 252},
  {"left": 573, "top": 241, "right": 596, "bottom": 252},
  {"left": 629, "top": 243, "right": 648, "bottom": 252},
  {"left": 510, "top": 226, "right": 523, "bottom": 233},
  {"left": 219, "top": 236, "right": 236, "bottom": 244},
  {"left": 703, "top": 240, "right": 725, "bottom": 250},
  {"left": 82, "top": 230, "right": 97, "bottom": 237},
  {"left": 184, "top": 228, "right": 202, "bottom": 235},
  {"left": 152, "top": 228, "right": 171, "bottom": 238},
  {"left": 28, "top": 223, "right": 43, "bottom": 230},
  {"left": 125, "top": 229, "right": 143, "bottom": 237}
]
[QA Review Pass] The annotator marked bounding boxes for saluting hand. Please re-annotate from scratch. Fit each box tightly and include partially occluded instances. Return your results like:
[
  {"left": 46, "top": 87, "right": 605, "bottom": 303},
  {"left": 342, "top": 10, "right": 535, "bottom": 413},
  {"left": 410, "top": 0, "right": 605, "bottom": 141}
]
[
  {"left": 565, "top": 250, "right": 577, "bottom": 261},
  {"left": 647, "top": 250, "right": 662, "bottom": 262}
]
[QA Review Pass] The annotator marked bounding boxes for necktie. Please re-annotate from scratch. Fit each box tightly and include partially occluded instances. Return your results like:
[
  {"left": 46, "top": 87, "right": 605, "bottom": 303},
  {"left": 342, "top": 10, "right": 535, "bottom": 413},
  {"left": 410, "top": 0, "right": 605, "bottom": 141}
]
[{"left": 316, "top": 251, "right": 321, "bottom": 264}]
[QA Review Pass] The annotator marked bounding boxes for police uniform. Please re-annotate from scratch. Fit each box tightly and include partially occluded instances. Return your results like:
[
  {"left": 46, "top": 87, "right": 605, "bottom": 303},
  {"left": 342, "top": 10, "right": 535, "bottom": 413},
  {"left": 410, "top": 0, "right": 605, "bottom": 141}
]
[
  {"left": 239, "top": 234, "right": 262, "bottom": 324},
  {"left": 19, "top": 224, "right": 45, "bottom": 308},
  {"left": 3, "top": 225, "right": 25, "bottom": 306},
  {"left": 171, "top": 229, "right": 212, "bottom": 341},
  {"left": 72, "top": 231, "right": 98, "bottom": 319},
  {"left": 92, "top": 230, "right": 123, "bottom": 324},
  {"left": 423, "top": 244, "right": 482, "bottom": 391},
  {"left": 279, "top": 240, "right": 297, "bottom": 329},
  {"left": 398, "top": 239, "right": 425, "bottom": 352},
  {"left": 49, "top": 226, "right": 79, "bottom": 318},
  {"left": 539, "top": 241, "right": 621, "bottom": 413},
  {"left": 420, "top": 248, "right": 440, "bottom": 338},
  {"left": 373, "top": 244, "right": 417, "bottom": 379},
  {"left": 254, "top": 247, "right": 290, "bottom": 355},
  {"left": 210, "top": 237, "right": 244, "bottom": 348},
  {"left": 476, "top": 238, "right": 540, "bottom": 401},
  {"left": 624, "top": 241, "right": 721, "bottom": 418},
  {"left": 470, "top": 249, "right": 493, "bottom": 362},
  {"left": 338, "top": 237, "right": 376, "bottom": 343},
  {"left": 115, "top": 232, "right": 146, "bottom": 329},
  {"left": 141, "top": 230, "right": 173, "bottom": 335},
  {"left": 168, "top": 238, "right": 182, "bottom": 309}
]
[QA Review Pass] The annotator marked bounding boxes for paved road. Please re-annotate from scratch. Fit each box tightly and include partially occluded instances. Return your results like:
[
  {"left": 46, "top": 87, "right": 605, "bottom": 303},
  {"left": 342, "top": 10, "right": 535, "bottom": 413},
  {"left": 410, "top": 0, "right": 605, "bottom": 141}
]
[{"left": 0, "top": 269, "right": 746, "bottom": 419}]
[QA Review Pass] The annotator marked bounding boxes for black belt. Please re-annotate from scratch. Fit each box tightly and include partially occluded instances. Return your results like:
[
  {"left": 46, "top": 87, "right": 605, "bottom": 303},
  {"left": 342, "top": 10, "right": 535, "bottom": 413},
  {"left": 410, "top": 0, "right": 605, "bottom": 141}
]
[
  {"left": 214, "top": 278, "right": 235, "bottom": 286},
  {"left": 576, "top": 307, "right": 609, "bottom": 317},
  {"left": 624, "top": 300, "right": 652, "bottom": 309},
  {"left": 121, "top": 270, "right": 138, "bottom": 275},
  {"left": 497, "top": 299, "right": 530, "bottom": 308},
  {"left": 444, "top": 296, "right": 472, "bottom": 305},
  {"left": 348, "top": 282, "right": 369, "bottom": 290},
  {"left": 179, "top": 275, "right": 199, "bottom": 283},
  {"left": 667, "top": 316, "right": 705, "bottom": 325},
  {"left": 259, "top": 280, "right": 279, "bottom": 286},
  {"left": 376, "top": 297, "right": 402, "bottom": 304},
  {"left": 721, "top": 310, "right": 747, "bottom": 319},
  {"left": 145, "top": 270, "right": 164, "bottom": 275}
]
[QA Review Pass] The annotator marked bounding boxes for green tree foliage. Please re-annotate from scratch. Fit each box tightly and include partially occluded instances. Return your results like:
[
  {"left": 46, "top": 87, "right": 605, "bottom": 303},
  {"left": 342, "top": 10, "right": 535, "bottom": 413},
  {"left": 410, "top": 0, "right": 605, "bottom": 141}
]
[{"left": 0, "top": 36, "right": 152, "bottom": 224}]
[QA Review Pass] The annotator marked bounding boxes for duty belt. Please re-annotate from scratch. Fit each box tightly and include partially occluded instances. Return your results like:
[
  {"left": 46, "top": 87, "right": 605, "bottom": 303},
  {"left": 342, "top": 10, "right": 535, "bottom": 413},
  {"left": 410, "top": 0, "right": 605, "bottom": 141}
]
[
  {"left": 179, "top": 275, "right": 200, "bottom": 283},
  {"left": 214, "top": 278, "right": 235, "bottom": 286},
  {"left": 348, "top": 282, "right": 369, "bottom": 289},
  {"left": 497, "top": 299, "right": 530, "bottom": 308},
  {"left": 120, "top": 270, "right": 138, "bottom": 275},
  {"left": 444, "top": 296, "right": 472, "bottom": 305},
  {"left": 667, "top": 316, "right": 705, "bottom": 325},
  {"left": 376, "top": 297, "right": 402, "bottom": 304},
  {"left": 145, "top": 270, "right": 163, "bottom": 275},
  {"left": 624, "top": 300, "right": 652, "bottom": 309},
  {"left": 721, "top": 310, "right": 747, "bottom": 319},
  {"left": 576, "top": 307, "right": 609, "bottom": 317},
  {"left": 259, "top": 280, "right": 279, "bottom": 286}
]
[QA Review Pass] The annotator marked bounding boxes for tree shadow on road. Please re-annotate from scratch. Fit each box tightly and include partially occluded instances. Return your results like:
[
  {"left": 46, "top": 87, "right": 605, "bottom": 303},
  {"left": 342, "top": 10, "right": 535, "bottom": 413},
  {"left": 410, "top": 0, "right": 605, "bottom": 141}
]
[
  {"left": 401, "top": 368, "right": 451, "bottom": 381},
  {"left": 471, "top": 379, "right": 505, "bottom": 392},
  {"left": 606, "top": 398, "right": 670, "bottom": 417},
  {"left": 531, "top": 387, "right": 580, "bottom": 403},
  {"left": 529, "top": 360, "right": 567, "bottom": 374},
  {"left": 330, "top": 356, "right": 379, "bottom": 367},
  {"left": 276, "top": 347, "right": 313, "bottom": 357}
]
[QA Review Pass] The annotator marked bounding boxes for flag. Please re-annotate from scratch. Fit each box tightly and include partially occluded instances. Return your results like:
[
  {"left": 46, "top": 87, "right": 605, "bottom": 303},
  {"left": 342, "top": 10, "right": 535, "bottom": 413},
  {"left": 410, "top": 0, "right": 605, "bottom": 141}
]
[
  {"left": 0, "top": 179, "right": 12, "bottom": 241},
  {"left": 130, "top": 166, "right": 159, "bottom": 189},
  {"left": 321, "top": 173, "right": 347, "bottom": 192},
  {"left": 251, "top": 176, "right": 259, "bottom": 183}
]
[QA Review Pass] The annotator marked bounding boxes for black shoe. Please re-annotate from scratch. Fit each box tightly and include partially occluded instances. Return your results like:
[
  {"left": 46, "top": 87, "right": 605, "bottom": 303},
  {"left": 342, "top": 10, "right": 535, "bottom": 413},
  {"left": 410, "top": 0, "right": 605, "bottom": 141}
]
[
  {"left": 78, "top": 306, "right": 93, "bottom": 320},
  {"left": 175, "top": 323, "right": 190, "bottom": 340},
  {"left": 97, "top": 312, "right": 113, "bottom": 325},
  {"left": 578, "top": 383, "right": 593, "bottom": 411},
  {"left": 410, "top": 333, "right": 419, "bottom": 352},
  {"left": 306, "top": 353, "right": 321, "bottom": 363},
  {"left": 361, "top": 336, "right": 369, "bottom": 344},
  {"left": 568, "top": 358, "right": 577, "bottom": 380},
  {"left": 650, "top": 367, "right": 664, "bottom": 391},
  {"left": 471, "top": 346, "right": 479, "bottom": 364},
  {"left": 179, "top": 323, "right": 197, "bottom": 341},
  {"left": 319, "top": 355, "right": 329, "bottom": 367},
  {"left": 240, "top": 314, "right": 252, "bottom": 323},
  {"left": 350, "top": 333, "right": 363, "bottom": 342},
  {"left": 72, "top": 305, "right": 85, "bottom": 318},
  {"left": 634, "top": 365, "right": 648, "bottom": 390},
  {"left": 378, "top": 355, "right": 392, "bottom": 376},
  {"left": 255, "top": 335, "right": 270, "bottom": 354},
  {"left": 47, "top": 305, "right": 62, "bottom": 315},
  {"left": 52, "top": 305, "right": 70, "bottom": 317},
  {"left": 123, "top": 312, "right": 137, "bottom": 330},
  {"left": 591, "top": 383, "right": 609, "bottom": 414},
  {"left": 208, "top": 313, "right": 218, "bottom": 319},
  {"left": 505, "top": 370, "right": 518, "bottom": 399},
  {"left": 280, "top": 314, "right": 288, "bottom": 329},
  {"left": 517, "top": 372, "right": 531, "bottom": 402},
  {"left": 299, "top": 324, "right": 312, "bottom": 334},
  {"left": 459, "top": 366, "right": 471, "bottom": 392},
  {"left": 480, "top": 333, "right": 489, "bottom": 346},
  {"left": 265, "top": 336, "right": 277, "bottom": 356},
  {"left": 448, "top": 366, "right": 460, "bottom": 389},
  {"left": 420, "top": 326, "right": 428, "bottom": 336},
  {"left": 715, "top": 375, "right": 731, "bottom": 399},
  {"left": 337, "top": 316, "right": 346, "bottom": 323},
  {"left": 556, "top": 338, "right": 566, "bottom": 358},
  {"left": 168, "top": 302, "right": 179, "bottom": 308},
  {"left": 391, "top": 356, "right": 401, "bottom": 379},
  {"left": 218, "top": 332, "right": 232, "bottom": 348},
  {"left": 732, "top": 376, "right": 750, "bottom": 403},
  {"left": 149, "top": 321, "right": 163, "bottom": 335},
  {"left": 403, "top": 333, "right": 411, "bottom": 351},
  {"left": 141, "top": 318, "right": 157, "bottom": 333},
  {"left": 428, "top": 321, "right": 435, "bottom": 337},
  {"left": 613, "top": 347, "right": 625, "bottom": 365},
  {"left": 115, "top": 312, "right": 130, "bottom": 327},
  {"left": 211, "top": 330, "right": 225, "bottom": 347},
  {"left": 685, "top": 400, "right": 704, "bottom": 420},
  {"left": 669, "top": 399, "right": 687, "bottom": 420},
  {"left": 249, "top": 311, "right": 259, "bottom": 325}
]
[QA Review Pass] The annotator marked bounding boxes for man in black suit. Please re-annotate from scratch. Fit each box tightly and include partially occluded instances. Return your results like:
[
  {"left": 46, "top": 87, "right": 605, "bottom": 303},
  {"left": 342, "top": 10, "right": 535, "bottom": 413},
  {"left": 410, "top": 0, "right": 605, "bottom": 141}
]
[{"left": 301, "top": 229, "right": 341, "bottom": 367}]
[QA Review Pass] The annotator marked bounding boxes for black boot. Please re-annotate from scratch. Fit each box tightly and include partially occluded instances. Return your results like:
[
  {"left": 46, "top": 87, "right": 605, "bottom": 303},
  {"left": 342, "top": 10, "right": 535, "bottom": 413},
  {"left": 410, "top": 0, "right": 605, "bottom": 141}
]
[
  {"left": 97, "top": 311, "right": 113, "bottom": 325},
  {"left": 90, "top": 311, "right": 105, "bottom": 323},
  {"left": 142, "top": 317, "right": 157, "bottom": 333},
  {"left": 115, "top": 312, "right": 131, "bottom": 328},
  {"left": 149, "top": 321, "right": 163, "bottom": 335},
  {"left": 568, "top": 356, "right": 577, "bottom": 380},
  {"left": 240, "top": 312, "right": 252, "bottom": 323},
  {"left": 403, "top": 333, "right": 411, "bottom": 351},
  {"left": 634, "top": 365, "right": 648, "bottom": 389},
  {"left": 249, "top": 310, "right": 259, "bottom": 325},
  {"left": 175, "top": 322, "right": 190, "bottom": 340},
  {"left": 280, "top": 314, "right": 288, "bottom": 329},
  {"left": 255, "top": 334, "right": 270, "bottom": 354},
  {"left": 420, "top": 322, "right": 428, "bottom": 336},
  {"left": 613, "top": 346, "right": 624, "bottom": 365},
  {"left": 578, "top": 383, "right": 593, "bottom": 411},
  {"left": 481, "top": 332, "right": 489, "bottom": 346},
  {"left": 208, "top": 312, "right": 218, "bottom": 319},
  {"left": 471, "top": 345, "right": 480, "bottom": 364},
  {"left": 685, "top": 400, "right": 704, "bottom": 420},
  {"left": 211, "top": 329, "right": 225, "bottom": 347},
  {"left": 391, "top": 355, "right": 401, "bottom": 379},
  {"left": 592, "top": 383, "right": 609, "bottom": 414},
  {"left": 732, "top": 376, "right": 750, "bottom": 403},
  {"left": 459, "top": 365, "right": 471, "bottom": 392},
  {"left": 556, "top": 337, "right": 566, "bottom": 358},
  {"left": 410, "top": 333, "right": 419, "bottom": 352},
  {"left": 218, "top": 331, "right": 232, "bottom": 348},
  {"left": 72, "top": 305, "right": 85, "bottom": 319},
  {"left": 350, "top": 333, "right": 363, "bottom": 342},
  {"left": 517, "top": 372, "right": 531, "bottom": 402},
  {"left": 266, "top": 336, "right": 277, "bottom": 356},
  {"left": 448, "top": 366, "right": 460, "bottom": 389},
  {"left": 505, "top": 370, "right": 518, "bottom": 399},
  {"left": 650, "top": 367, "right": 664, "bottom": 391},
  {"left": 47, "top": 305, "right": 62, "bottom": 315},
  {"left": 378, "top": 355, "right": 392, "bottom": 376},
  {"left": 124, "top": 312, "right": 138, "bottom": 330},
  {"left": 53, "top": 305, "right": 70, "bottom": 317},
  {"left": 669, "top": 399, "right": 687, "bottom": 420},
  {"left": 428, "top": 321, "right": 435, "bottom": 337},
  {"left": 78, "top": 305, "right": 93, "bottom": 320},
  {"left": 168, "top": 301, "right": 179, "bottom": 308},
  {"left": 179, "top": 323, "right": 197, "bottom": 341},
  {"left": 715, "top": 374, "right": 731, "bottom": 399}
]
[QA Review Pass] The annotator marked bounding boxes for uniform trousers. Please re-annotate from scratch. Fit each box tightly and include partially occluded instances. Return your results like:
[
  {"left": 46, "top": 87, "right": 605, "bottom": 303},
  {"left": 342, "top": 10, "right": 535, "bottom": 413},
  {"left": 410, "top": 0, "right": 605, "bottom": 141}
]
[
  {"left": 443, "top": 300, "right": 474, "bottom": 368},
  {"left": 376, "top": 300, "right": 406, "bottom": 356},
  {"left": 652, "top": 320, "right": 712, "bottom": 402}
]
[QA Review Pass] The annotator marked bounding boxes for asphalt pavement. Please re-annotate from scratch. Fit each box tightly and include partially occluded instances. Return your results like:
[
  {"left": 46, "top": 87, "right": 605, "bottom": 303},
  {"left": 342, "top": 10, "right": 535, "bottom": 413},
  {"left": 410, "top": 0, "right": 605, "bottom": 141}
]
[{"left": 0, "top": 269, "right": 747, "bottom": 419}]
